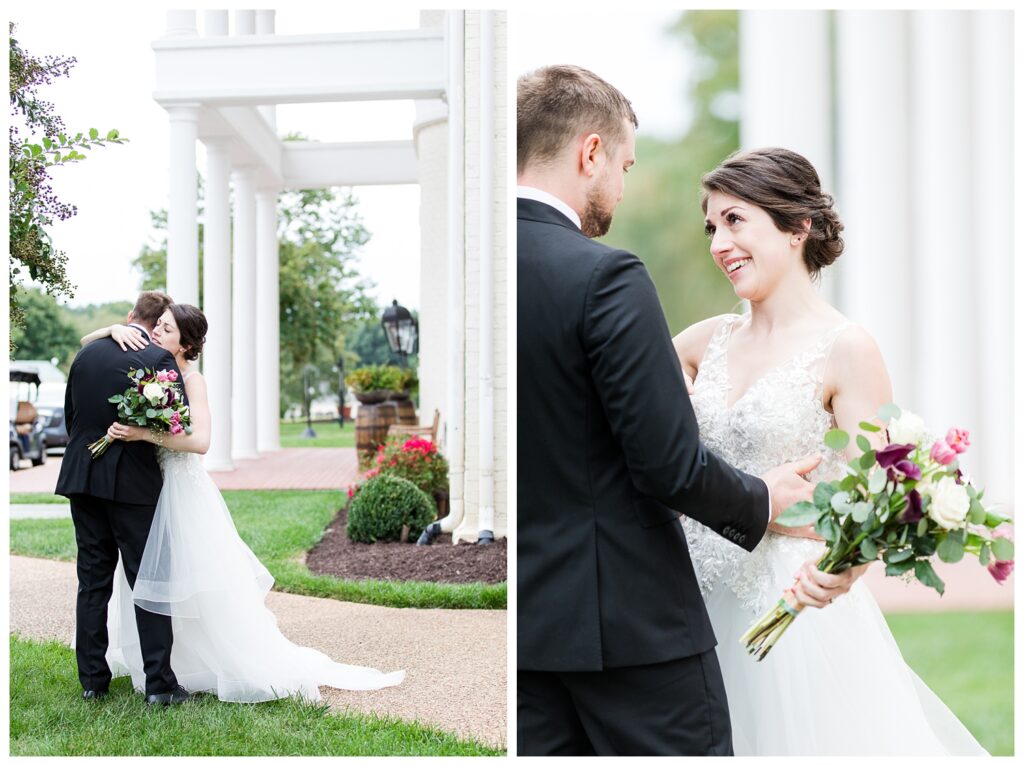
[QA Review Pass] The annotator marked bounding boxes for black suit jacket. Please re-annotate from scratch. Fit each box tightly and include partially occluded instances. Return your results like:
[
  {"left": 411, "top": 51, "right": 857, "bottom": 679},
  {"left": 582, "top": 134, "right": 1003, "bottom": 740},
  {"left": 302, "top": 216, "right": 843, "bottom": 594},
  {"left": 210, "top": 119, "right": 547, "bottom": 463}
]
[
  {"left": 517, "top": 197, "right": 770, "bottom": 672},
  {"left": 55, "top": 334, "right": 182, "bottom": 506}
]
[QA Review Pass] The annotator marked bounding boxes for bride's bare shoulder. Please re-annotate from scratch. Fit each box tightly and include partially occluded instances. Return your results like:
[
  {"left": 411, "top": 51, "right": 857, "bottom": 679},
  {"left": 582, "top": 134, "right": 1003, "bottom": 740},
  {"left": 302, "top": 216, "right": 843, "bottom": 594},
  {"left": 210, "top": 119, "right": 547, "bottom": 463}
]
[
  {"left": 826, "top": 321, "right": 891, "bottom": 395},
  {"left": 672, "top": 313, "right": 736, "bottom": 370}
]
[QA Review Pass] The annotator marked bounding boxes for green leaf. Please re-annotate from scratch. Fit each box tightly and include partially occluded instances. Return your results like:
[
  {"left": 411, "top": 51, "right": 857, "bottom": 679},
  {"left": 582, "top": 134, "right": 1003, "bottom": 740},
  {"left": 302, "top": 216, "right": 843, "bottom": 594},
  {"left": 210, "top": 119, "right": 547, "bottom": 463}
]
[
  {"left": 824, "top": 429, "right": 849, "bottom": 451},
  {"left": 89, "top": 127, "right": 99, "bottom": 140},
  {"left": 850, "top": 501, "right": 872, "bottom": 523},
  {"left": 839, "top": 475, "right": 859, "bottom": 492},
  {"left": 914, "top": 559, "right": 945, "bottom": 595},
  {"left": 868, "top": 469, "right": 887, "bottom": 494},
  {"left": 123, "top": 408, "right": 133, "bottom": 416},
  {"left": 937, "top": 534, "right": 965, "bottom": 564},
  {"left": 860, "top": 538, "right": 879, "bottom": 560},
  {"left": 43, "top": 137, "right": 52, "bottom": 149},
  {"left": 107, "top": 395, "right": 123, "bottom": 403},
  {"left": 899, "top": 523, "right": 909, "bottom": 545},
  {"left": 968, "top": 499, "right": 987, "bottom": 525},
  {"left": 145, "top": 408, "right": 158, "bottom": 418},
  {"left": 830, "top": 491, "right": 851, "bottom": 512},
  {"left": 51, "top": 151, "right": 61, "bottom": 163},
  {"left": 916, "top": 518, "right": 930, "bottom": 537},
  {"left": 107, "top": 128, "right": 120, "bottom": 140},
  {"left": 856, "top": 434, "right": 872, "bottom": 453},
  {"left": 859, "top": 450, "right": 876, "bottom": 470},
  {"left": 858, "top": 420, "right": 881, "bottom": 433},
  {"left": 992, "top": 537, "right": 1015, "bottom": 562},
  {"left": 984, "top": 510, "right": 1010, "bottom": 528},
  {"left": 878, "top": 403, "right": 901, "bottom": 422},
  {"left": 815, "top": 514, "right": 840, "bottom": 544},
  {"left": 813, "top": 482, "right": 837, "bottom": 508},
  {"left": 886, "top": 547, "right": 915, "bottom": 564},
  {"left": 979, "top": 543, "right": 991, "bottom": 566},
  {"left": 885, "top": 558, "right": 916, "bottom": 576},
  {"left": 776, "top": 501, "right": 822, "bottom": 527},
  {"left": 30, "top": 143, "right": 42, "bottom": 157}
]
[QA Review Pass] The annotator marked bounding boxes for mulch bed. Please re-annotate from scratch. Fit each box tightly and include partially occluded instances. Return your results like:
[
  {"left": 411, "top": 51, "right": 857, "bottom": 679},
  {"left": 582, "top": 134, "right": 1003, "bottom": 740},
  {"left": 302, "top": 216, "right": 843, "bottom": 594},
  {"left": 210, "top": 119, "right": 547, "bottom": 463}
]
[{"left": 306, "top": 503, "right": 507, "bottom": 585}]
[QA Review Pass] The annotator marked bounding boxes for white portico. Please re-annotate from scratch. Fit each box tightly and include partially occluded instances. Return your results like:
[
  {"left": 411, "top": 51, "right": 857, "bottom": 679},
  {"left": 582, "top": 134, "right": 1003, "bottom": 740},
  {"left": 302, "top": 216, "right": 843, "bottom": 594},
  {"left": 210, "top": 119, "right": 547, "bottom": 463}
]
[{"left": 154, "top": 10, "right": 507, "bottom": 542}]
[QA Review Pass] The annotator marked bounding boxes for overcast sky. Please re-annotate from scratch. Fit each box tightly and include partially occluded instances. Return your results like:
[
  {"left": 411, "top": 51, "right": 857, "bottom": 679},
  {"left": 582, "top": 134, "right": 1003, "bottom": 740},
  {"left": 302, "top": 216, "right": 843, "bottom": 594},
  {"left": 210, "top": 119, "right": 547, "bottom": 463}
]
[{"left": 10, "top": 7, "right": 424, "bottom": 310}]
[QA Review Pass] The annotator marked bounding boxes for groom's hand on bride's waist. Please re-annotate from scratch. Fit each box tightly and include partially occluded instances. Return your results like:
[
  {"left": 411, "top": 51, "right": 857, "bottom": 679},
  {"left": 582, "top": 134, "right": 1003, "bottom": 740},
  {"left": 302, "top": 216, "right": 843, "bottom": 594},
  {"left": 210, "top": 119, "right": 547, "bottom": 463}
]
[{"left": 761, "top": 454, "right": 822, "bottom": 523}]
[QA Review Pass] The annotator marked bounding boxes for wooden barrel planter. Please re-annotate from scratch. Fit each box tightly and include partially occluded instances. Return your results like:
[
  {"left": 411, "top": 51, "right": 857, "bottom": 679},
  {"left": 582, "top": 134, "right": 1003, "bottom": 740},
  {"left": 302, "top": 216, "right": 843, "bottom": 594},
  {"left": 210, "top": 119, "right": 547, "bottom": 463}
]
[
  {"left": 356, "top": 403, "right": 398, "bottom": 454},
  {"left": 391, "top": 397, "right": 418, "bottom": 426}
]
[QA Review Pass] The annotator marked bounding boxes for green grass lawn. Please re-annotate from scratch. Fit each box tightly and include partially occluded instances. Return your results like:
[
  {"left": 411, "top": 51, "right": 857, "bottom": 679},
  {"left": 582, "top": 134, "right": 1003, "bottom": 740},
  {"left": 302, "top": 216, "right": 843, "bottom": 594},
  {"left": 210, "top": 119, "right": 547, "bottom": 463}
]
[
  {"left": 10, "top": 490, "right": 506, "bottom": 610},
  {"left": 10, "top": 493, "right": 69, "bottom": 504},
  {"left": 9, "top": 636, "right": 503, "bottom": 756},
  {"left": 885, "top": 610, "right": 1013, "bottom": 755},
  {"left": 279, "top": 420, "right": 356, "bottom": 449}
]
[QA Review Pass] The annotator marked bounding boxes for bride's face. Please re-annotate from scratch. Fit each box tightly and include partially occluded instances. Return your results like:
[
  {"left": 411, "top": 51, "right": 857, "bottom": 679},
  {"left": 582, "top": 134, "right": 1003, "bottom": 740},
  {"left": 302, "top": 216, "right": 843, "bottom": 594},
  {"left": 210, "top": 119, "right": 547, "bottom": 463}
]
[
  {"left": 151, "top": 309, "right": 184, "bottom": 356},
  {"left": 704, "top": 191, "right": 801, "bottom": 301}
]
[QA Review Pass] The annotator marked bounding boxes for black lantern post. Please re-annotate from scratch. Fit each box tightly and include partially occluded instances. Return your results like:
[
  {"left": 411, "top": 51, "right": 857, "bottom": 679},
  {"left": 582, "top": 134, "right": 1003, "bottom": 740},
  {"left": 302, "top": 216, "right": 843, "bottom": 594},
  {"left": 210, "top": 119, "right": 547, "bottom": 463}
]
[
  {"left": 302, "top": 364, "right": 317, "bottom": 439},
  {"left": 335, "top": 356, "right": 346, "bottom": 429},
  {"left": 381, "top": 299, "right": 418, "bottom": 368}
]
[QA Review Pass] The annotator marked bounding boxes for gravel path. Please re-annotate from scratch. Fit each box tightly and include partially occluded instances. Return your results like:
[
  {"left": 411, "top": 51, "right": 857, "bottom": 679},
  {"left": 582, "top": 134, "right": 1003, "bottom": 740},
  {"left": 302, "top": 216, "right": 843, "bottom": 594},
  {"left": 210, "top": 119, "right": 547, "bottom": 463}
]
[{"left": 9, "top": 555, "right": 507, "bottom": 749}]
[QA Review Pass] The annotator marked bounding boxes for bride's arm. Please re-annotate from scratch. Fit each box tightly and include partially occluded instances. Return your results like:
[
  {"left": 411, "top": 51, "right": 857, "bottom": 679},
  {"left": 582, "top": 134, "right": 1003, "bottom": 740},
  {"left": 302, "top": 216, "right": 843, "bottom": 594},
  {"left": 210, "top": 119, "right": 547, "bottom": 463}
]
[
  {"left": 106, "top": 374, "right": 212, "bottom": 455},
  {"left": 80, "top": 324, "right": 148, "bottom": 351}
]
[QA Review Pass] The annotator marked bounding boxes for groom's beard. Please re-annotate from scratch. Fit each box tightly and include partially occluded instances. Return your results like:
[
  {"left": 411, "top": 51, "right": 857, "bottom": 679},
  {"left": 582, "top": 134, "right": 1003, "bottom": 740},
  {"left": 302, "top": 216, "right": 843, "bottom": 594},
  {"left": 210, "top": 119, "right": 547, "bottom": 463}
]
[{"left": 581, "top": 187, "right": 615, "bottom": 239}]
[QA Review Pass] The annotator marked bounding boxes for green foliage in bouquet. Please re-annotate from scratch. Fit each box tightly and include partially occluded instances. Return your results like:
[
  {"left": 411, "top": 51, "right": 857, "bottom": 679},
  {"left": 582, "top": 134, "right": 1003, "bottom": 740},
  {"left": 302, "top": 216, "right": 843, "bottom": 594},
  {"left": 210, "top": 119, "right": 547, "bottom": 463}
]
[{"left": 347, "top": 474, "right": 436, "bottom": 544}]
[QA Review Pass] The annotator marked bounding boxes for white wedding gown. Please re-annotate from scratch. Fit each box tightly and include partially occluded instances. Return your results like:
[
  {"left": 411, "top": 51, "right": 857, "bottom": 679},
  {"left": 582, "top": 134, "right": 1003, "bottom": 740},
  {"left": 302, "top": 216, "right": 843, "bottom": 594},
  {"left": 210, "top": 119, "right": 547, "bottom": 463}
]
[
  {"left": 681, "top": 314, "right": 988, "bottom": 756},
  {"left": 105, "top": 447, "right": 404, "bottom": 702}
]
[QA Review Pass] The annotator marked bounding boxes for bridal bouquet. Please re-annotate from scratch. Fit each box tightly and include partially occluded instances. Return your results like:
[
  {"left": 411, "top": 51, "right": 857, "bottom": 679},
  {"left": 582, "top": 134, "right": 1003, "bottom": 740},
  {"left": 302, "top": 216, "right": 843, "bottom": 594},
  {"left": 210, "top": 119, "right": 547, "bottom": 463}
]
[
  {"left": 87, "top": 367, "right": 191, "bottom": 458},
  {"left": 740, "top": 404, "right": 1014, "bottom": 661}
]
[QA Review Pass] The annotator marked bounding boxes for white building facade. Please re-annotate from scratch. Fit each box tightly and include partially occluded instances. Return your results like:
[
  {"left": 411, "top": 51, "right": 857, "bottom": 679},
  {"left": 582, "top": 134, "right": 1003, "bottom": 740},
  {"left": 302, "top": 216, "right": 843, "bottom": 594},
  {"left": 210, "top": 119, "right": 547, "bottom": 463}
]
[
  {"left": 154, "top": 10, "right": 507, "bottom": 542},
  {"left": 740, "top": 10, "right": 1014, "bottom": 512}
]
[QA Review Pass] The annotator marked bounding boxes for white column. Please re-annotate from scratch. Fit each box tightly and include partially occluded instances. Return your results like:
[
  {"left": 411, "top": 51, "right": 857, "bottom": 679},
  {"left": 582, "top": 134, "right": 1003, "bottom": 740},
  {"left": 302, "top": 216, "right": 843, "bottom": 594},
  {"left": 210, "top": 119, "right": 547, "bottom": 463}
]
[
  {"left": 203, "top": 10, "right": 228, "bottom": 36},
  {"left": 740, "top": 10, "right": 836, "bottom": 304},
  {"left": 909, "top": 12, "right": 976, "bottom": 435},
  {"left": 233, "top": 10, "right": 255, "bottom": 35},
  {"left": 440, "top": 10, "right": 466, "bottom": 535},
  {"left": 231, "top": 166, "right": 259, "bottom": 460},
  {"left": 835, "top": 11, "right": 914, "bottom": 401},
  {"left": 256, "top": 188, "right": 281, "bottom": 452},
  {"left": 202, "top": 139, "right": 234, "bottom": 472},
  {"left": 165, "top": 10, "right": 197, "bottom": 38},
  {"left": 255, "top": 11, "right": 277, "bottom": 130},
  {"left": 970, "top": 11, "right": 1013, "bottom": 508},
  {"left": 166, "top": 104, "right": 200, "bottom": 306}
]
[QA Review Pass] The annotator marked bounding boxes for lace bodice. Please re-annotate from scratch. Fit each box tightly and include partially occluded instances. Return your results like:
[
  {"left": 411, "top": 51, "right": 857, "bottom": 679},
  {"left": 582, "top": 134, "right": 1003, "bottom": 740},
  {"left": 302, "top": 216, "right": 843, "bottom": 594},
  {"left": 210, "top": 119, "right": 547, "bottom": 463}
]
[
  {"left": 156, "top": 446, "right": 205, "bottom": 484},
  {"left": 681, "top": 314, "right": 851, "bottom": 614}
]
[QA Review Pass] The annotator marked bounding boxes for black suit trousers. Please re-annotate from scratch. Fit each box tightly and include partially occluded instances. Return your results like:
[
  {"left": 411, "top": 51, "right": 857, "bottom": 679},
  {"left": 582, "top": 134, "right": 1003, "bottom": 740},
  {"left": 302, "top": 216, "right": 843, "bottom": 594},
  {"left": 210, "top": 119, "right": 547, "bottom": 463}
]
[
  {"left": 69, "top": 494, "right": 177, "bottom": 695},
  {"left": 517, "top": 650, "right": 733, "bottom": 756}
]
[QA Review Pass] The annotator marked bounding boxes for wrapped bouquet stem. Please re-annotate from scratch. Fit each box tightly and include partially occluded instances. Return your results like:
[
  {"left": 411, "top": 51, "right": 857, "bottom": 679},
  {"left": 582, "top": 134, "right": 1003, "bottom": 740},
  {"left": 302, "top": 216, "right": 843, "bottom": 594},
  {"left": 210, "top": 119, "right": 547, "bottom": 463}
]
[{"left": 741, "top": 404, "right": 1014, "bottom": 661}]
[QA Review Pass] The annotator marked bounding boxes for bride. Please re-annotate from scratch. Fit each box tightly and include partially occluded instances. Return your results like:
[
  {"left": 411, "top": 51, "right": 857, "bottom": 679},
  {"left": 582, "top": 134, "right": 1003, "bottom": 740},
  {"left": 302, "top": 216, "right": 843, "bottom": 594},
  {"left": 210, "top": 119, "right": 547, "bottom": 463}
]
[
  {"left": 673, "top": 148, "right": 987, "bottom": 755},
  {"left": 84, "top": 303, "right": 404, "bottom": 703}
]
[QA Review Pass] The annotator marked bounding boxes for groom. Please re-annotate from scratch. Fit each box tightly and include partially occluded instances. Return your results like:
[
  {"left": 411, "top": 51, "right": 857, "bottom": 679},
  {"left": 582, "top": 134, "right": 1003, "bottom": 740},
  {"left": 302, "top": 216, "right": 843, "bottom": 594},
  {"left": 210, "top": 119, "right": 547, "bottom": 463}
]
[
  {"left": 517, "top": 65, "right": 861, "bottom": 756},
  {"left": 56, "top": 291, "right": 191, "bottom": 705}
]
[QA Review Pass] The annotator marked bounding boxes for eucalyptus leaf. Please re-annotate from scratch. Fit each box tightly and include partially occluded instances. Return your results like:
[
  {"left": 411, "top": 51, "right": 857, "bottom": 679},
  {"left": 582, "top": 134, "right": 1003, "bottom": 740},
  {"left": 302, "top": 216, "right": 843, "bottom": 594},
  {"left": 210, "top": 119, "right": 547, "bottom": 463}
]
[
  {"left": 851, "top": 502, "right": 873, "bottom": 523},
  {"left": 979, "top": 544, "right": 991, "bottom": 566},
  {"left": 815, "top": 515, "right": 840, "bottom": 544},
  {"left": 839, "top": 475, "right": 860, "bottom": 492},
  {"left": 992, "top": 537, "right": 1015, "bottom": 562},
  {"left": 858, "top": 421, "right": 881, "bottom": 433},
  {"left": 859, "top": 451, "right": 876, "bottom": 470},
  {"left": 860, "top": 538, "right": 879, "bottom": 560},
  {"left": 885, "top": 558, "right": 916, "bottom": 576},
  {"left": 814, "top": 483, "right": 837, "bottom": 508},
  {"left": 824, "top": 429, "right": 850, "bottom": 451},
  {"left": 145, "top": 408, "right": 157, "bottom": 418},
  {"left": 868, "top": 469, "right": 887, "bottom": 495},
  {"left": 968, "top": 499, "right": 987, "bottom": 525},
  {"left": 937, "top": 534, "right": 965, "bottom": 564},
  {"left": 886, "top": 547, "right": 915, "bottom": 564},
  {"left": 856, "top": 434, "right": 872, "bottom": 453},
  {"left": 830, "top": 491, "right": 851, "bottom": 512},
  {"left": 914, "top": 559, "right": 945, "bottom": 595},
  {"left": 878, "top": 403, "right": 901, "bottom": 422},
  {"left": 984, "top": 511, "right": 1010, "bottom": 528},
  {"left": 776, "top": 501, "right": 821, "bottom": 527}
]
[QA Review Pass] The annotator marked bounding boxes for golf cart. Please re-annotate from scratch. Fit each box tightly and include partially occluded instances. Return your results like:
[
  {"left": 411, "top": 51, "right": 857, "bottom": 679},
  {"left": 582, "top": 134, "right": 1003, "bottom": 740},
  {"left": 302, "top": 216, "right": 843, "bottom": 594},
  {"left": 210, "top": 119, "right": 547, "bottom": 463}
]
[{"left": 10, "top": 367, "right": 47, "bottom": 470}]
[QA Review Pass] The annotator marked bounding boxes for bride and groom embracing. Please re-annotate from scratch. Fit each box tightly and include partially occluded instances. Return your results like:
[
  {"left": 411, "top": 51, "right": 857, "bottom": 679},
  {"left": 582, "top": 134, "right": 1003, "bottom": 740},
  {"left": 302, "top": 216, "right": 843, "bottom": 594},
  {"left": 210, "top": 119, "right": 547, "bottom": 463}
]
[
  {"left": 516, "top": 65, "right": 987, "bottom": 756},
  {"left": 56, "top": 291, "right": 403, "bottom": 706}
]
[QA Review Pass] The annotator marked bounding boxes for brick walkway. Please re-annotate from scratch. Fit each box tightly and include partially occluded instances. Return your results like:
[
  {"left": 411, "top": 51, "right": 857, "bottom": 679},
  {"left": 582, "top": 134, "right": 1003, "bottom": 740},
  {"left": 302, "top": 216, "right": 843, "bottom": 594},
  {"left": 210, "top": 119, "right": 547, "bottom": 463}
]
[{"left": 9, "top": 449, "right": 359, "bottom": 494}]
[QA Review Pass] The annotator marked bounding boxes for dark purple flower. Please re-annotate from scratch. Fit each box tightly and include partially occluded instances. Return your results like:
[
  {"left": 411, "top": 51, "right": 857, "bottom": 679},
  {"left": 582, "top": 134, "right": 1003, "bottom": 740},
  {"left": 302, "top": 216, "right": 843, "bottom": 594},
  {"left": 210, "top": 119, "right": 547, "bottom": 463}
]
[
  {"left": 876, "top": 443, "right": 915, "bottom": 469},
  {"left": 889, "top": 459, "right": 922, "bottom": 483},
  {"left": 898, "top": 489, "right": 924, "bottom": 524},
  {"left": 166, "top": 389, "right": 176, "bottom": 406},
  {"left": 988, "top": 559, "right": 1014, "bottom": 584}
]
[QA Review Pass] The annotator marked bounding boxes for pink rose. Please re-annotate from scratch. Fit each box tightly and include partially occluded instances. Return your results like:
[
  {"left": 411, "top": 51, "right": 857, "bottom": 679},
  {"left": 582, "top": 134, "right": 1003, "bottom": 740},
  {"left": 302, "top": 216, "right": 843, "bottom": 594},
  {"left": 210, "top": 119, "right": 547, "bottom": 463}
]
[
  {"left": 169, "top": 423, "right": 184, "bottom": 435},
  {"left": 156, "top": 370, "right": 170, "bottom": 382},
  {"left": 168, "top": 370, "right": 179, "bottom": 382},
  {"left": 945, "top": 427, "right": 970, "bottom": 454},
  {"left": 929, "top": 439, "right": 957, "bottom": 466},
  {"left": 988, "top": 559, "right": 1014, "bottom": 584}
]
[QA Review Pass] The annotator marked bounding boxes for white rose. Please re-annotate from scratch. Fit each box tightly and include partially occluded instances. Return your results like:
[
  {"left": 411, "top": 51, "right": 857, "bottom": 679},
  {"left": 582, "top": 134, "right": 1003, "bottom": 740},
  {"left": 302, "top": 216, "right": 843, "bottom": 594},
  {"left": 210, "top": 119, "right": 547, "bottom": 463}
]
[
  {"left": 888, "top": 410, "right": 927, "bottom": 445},
  {"left": 142, "top": 383, "right": 165, "bottom": 405},
  {"left": 926, "top": 476, "right": 970, "bottom": 530}
]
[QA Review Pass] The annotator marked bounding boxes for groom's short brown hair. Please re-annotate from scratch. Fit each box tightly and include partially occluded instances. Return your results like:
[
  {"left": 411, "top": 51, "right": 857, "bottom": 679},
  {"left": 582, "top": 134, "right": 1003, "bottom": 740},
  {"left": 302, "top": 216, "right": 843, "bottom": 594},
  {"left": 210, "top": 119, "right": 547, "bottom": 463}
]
[
  {"left": 517, "top": 65, "right": 638, "bottom": 174},
  {"left": 131, "top": 291, "right": 173, "bottom": 326}
]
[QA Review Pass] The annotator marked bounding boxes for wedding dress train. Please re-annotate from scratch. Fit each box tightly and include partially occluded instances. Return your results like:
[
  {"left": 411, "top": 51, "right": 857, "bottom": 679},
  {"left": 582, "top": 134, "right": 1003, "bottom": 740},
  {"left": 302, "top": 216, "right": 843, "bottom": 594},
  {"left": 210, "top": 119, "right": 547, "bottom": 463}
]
[
  {"left": 105, "top": 448, "right": 404, "bottom": 702},
  {"left": 681, "top": 314, "right": 987, "bottom": 755}
]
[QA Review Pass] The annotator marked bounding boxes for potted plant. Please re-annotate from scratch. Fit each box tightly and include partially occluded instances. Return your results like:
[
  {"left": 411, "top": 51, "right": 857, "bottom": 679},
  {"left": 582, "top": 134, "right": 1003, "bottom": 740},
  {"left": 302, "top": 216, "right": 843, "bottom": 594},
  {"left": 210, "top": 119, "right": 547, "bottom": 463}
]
[
  {"left": 389, "top": 367, "right": 419, "bottom": 401},
  {"left": 346, "top": 365, "right": 392, "bottom": 404}
]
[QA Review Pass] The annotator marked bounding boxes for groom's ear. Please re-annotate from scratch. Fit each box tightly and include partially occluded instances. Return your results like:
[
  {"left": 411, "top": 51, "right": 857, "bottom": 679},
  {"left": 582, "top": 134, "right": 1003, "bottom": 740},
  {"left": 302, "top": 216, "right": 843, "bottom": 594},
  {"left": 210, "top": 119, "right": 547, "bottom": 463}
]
[{"left": 579, "top": 133, "right": 603, "bottom": 178}]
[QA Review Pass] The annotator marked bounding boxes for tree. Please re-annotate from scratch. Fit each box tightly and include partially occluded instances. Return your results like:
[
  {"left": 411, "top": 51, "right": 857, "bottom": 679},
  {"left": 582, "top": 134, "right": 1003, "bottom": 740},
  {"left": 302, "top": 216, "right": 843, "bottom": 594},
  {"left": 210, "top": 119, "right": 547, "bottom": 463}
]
[
  {"left": 131, "top": 183, "right": 377, "bottom": 414},
  {"left": 599, "top": 11, "right": 741, "bottom": 334},
  {"left": 9, "top": 287, "right": 81, "bottom": 369},
  {"left": 9, "top": 23, "right": 127, "bottom": 354}
]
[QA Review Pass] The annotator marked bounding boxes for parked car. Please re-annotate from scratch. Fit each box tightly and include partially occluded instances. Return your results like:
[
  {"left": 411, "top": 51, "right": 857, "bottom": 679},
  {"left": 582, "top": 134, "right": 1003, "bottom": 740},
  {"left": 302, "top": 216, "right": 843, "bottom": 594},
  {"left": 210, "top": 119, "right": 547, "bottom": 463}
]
[
  {"left": 35, "top": 382, "right": 68, "bottom": 451},
  {"left": 10, "top": 368, "right": 46, "bottom": 470}
]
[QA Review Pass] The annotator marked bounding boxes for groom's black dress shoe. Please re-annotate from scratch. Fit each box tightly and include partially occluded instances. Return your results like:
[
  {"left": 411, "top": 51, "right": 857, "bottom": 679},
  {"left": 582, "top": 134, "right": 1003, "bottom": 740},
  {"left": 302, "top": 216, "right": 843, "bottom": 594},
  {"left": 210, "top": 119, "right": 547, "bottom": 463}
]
[
  {"left": 145, "top": 685, "right": 194, "bottom": 706},
  {"left": 81, "top": 689, "right": 108, "bottom": 700}
]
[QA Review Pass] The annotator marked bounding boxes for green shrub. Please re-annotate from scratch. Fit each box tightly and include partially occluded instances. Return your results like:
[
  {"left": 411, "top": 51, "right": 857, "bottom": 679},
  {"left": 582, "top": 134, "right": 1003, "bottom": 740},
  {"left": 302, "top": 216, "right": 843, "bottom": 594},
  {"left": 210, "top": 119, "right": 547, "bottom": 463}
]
[{"left": 347, "top": 474, "right": 436, "bottom": 544}]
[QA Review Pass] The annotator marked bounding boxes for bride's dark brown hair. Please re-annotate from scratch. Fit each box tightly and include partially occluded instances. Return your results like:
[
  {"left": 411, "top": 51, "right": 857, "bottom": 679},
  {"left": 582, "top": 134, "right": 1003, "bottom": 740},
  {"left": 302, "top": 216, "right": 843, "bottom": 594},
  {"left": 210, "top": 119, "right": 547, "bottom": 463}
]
[
  {"left": 701, "top": 147, "right": 845, "bottom": 278},
  {"left": 170, "top": 303, "right": 207, "bottom": 361}
]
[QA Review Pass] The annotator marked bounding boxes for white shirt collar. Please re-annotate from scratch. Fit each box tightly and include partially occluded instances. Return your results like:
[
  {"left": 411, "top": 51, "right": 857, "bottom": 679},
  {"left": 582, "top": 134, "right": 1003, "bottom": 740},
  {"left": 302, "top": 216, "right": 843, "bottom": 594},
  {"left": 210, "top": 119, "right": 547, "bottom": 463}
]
[{"left": 517, "top": 185, "right": 582, "bottom": 230}]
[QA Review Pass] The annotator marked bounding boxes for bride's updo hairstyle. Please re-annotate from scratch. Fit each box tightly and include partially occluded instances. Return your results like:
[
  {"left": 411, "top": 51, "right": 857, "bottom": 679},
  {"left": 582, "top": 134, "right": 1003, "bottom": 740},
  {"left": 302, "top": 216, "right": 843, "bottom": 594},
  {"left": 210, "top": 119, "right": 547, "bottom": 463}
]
[
  {"left": 701, "top": 147, "right": 844, "bottom": 278},
  {"left": 170, "top": 303, "right": 208, "bottom": 361}
]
